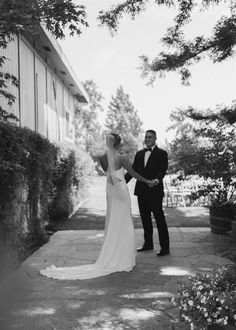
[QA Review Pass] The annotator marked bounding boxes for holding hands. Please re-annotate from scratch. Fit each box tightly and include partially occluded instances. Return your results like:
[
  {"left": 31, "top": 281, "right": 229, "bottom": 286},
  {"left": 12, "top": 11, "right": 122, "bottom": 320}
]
[{"left": 146, "top": 179, "right": 159, "bottom": 188}]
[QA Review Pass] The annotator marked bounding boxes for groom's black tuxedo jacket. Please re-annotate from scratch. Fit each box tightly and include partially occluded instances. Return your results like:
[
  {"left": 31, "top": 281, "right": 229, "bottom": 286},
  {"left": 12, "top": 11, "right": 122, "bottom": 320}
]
[{"left": 125, "top": 145, "right": 168, "bottom": 197}]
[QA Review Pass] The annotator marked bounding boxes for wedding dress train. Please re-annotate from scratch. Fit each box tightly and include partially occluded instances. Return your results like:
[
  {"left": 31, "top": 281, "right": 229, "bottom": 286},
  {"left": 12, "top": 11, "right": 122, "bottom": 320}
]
[{"left": 40, "top": 168, "right": 136, "bottom": 280}]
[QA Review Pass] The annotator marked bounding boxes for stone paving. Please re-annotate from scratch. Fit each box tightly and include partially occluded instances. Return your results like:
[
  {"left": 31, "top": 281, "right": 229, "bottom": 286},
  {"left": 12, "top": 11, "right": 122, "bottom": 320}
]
[{"left": 0, "top": 227, "right": 235, "bottom": 330}]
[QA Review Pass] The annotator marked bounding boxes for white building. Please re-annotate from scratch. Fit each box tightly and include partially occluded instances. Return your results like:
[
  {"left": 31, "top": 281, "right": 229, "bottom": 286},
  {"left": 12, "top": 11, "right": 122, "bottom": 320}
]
[{"left": 0, "top": 24, "right": 88, "bottom": 143}]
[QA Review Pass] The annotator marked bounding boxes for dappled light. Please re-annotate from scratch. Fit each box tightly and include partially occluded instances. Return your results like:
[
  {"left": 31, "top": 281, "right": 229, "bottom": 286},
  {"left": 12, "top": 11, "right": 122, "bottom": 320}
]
[
  {"left": 119, "top": 308, "right": 161, "bottom": 321},
  {"left": 76, "top": 310, "right": 118, "bottom": 329},
  {"left": 68, "top": 302, "right": 84, "bottom": 309},
  {"left": 160, "top": 266, "right": 193, "bottom": 276},
  {"left": 87, "top": 233, "right": 104, "bottom": 239},
  {"left": 15, "top": 307, "right": 56, "bottom": 316},
  {"left": 65, "top": 288, "right": 106, "bottom": 296},
  {"left": 120, "top": 291, "right": 173, "bottom": 299},
  {"left": 76, "top": 307, "right": 162, "bottom": 329},
  {"left": 1, "top": 1, "right": 236, "bottom": 330}
]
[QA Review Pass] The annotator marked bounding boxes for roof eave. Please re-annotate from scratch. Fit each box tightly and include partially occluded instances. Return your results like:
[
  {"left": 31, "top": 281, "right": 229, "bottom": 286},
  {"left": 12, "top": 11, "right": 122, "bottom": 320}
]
[{"left": 25, "top": 24, "right": 89, "bottom": 104}]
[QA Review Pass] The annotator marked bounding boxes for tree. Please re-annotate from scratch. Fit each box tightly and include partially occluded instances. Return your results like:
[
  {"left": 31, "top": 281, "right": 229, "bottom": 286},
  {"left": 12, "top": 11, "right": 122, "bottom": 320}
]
[
  {"left": 99, "top": 0, "right": 236, "bottom": 166},
  {"left": 166, "top": 108, "right": 200, "bottom": 173},
  {"left": 0, "top": 0, "right": 89, "bottom": 119},
  {"left": 185, "top": 101, "right": 236, "bottom": 164},
  {"left": 105, "top": 86, "right": 143, "bottom": 161},
  {"left": 75, "top": 80, "right": 105, "bottom": 155},
  {"left": 168, "top": 105, "right": 236, "bottom": 203},
  {"left": 99, "top": 0, "right": 236, "bottom": 85}
]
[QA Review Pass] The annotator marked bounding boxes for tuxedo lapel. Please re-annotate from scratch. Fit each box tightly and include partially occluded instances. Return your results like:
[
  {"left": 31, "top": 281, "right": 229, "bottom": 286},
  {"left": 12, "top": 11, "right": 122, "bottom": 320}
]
[{"left": 140, "top": 149, "right": 146, "bottom": 169}]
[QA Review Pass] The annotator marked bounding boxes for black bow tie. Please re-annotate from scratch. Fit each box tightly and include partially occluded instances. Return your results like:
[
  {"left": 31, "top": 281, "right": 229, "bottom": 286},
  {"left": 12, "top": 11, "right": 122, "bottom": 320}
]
[{"left": 145, "top": 148, "right": 152, "bottom": 152}]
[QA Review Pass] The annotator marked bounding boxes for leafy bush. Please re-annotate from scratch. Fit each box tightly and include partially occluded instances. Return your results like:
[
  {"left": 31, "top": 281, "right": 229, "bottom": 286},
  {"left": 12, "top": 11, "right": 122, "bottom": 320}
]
[
  {"left": 169, "top": 107, "right": 236, "bottom": 211},
  {"left": 0, "top": 121, "right": 57, "bottom": 236},
  {"left": 0, "top": 121, "right": 95, "bottom": 277},
  {"left": 171, "top": 265, "right": 236, "bottom": 330},
  {"left": 48, "top": 141, "right": 95, "bottom": 221}
]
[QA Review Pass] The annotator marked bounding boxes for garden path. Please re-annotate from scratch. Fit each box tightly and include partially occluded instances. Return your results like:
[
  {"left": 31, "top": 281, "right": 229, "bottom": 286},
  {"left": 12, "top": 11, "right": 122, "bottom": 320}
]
[{"left": 0, "top": 176, "right": 236, "bottom": 329}]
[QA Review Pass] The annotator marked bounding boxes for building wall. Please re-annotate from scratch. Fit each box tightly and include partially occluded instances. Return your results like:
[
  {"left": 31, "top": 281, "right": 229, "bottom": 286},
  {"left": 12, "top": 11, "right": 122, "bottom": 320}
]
[
  {"left": 19, "top": 38, "right": 35, "bottom": 130},
  {"left": 0, "top": 36, "right": 20, "bottom": 119},
  {"left": 0, "top": 35, "right": 77, "bottom": 144},
  {"left": 35, "top": 55, "right": 47, "bottom": 136}
]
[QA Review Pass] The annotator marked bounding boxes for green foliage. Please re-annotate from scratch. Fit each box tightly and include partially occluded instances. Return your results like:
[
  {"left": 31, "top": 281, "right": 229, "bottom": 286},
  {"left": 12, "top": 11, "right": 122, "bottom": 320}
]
[
  {"left": 105, "top": 86, "right": 143, "bottom": 161},
  {"left": 0, "top": 121, "right": 58, "bottom": 235},
  {"left": 171, "top": 265, "right": 236, "bottom": 329},
  {"left": 0, "top": 121, "right": 95, "bottom": 276},
  {"left": 99, "top": 0, "right": 236, "bottom": 85},
  {"left": 75, "top": 80, "right": 104, "bottom": 155},
  {"left": 0, "top": 108, "right": 19, "bottom": 123},
  {"left": 168, "top": 105, "right": 236, "bottom": 207},
  {"left": 0, "top": 71, "right": 19, "bottom": 115},
  {"left": 167, "top": 108, "right": 201, "bottom": 174},
  {"left": 48, "top": 141, "right": 95, "bottom": 220},
  {"left": 0, "top": 0, "right": 88, "bottom": 47},
  {"left": 0, "top": 121, "right": 58, "bottom": 276}
]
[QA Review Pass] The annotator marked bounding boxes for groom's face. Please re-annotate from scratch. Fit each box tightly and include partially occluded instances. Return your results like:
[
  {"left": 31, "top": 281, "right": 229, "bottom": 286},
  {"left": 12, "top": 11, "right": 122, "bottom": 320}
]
[{"left": 145, "top": 132, "right": 156, "bottom": 148}]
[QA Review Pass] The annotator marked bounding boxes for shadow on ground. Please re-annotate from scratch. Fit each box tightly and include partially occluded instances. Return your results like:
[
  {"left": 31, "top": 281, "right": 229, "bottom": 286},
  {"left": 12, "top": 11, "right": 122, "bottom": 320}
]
[
  {"left": 52, "top": 175, "right": 210, "bottom": 231},
  {"left": 54, "top": 206, "right": 210, "bottom": 231}
]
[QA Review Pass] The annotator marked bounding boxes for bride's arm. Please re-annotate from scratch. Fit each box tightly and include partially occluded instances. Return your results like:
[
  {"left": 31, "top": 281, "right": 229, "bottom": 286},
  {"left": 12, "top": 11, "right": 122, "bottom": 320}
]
[{"left": 120, "top": 155, "right": 151, "bottom": 184}]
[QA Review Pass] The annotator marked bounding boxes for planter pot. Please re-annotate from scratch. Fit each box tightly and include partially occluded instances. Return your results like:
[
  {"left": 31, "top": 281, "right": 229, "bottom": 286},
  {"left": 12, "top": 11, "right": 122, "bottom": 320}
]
[
  {"left": 187, "top": 323, "right": 236, "bottom": 330},
  {"left": 231, "top": 220, "right": 236, "bottom": 238},
  {"left": 188, "top": 324, "right": 236, "bottom": 330},
  {"left": 207, "top": 325, "right": 236, "bottom": 330},
  {"left": 209, "top": 207, "right": 232, "bottom": 234}
]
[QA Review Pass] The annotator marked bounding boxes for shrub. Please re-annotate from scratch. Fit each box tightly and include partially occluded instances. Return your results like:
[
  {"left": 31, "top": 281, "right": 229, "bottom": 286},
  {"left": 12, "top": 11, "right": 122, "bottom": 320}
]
[
  {"left": 171, "top": 265, "right": 236, "bottom": 330},
  {"left": 48, "top": 141, "right": 95, "bottom": 221},
  {"left": 0, "top": 121, "right": 95, "bottom": 277},
  {"left": 0, "top": 122, "right": 57, "bottom": 237}
]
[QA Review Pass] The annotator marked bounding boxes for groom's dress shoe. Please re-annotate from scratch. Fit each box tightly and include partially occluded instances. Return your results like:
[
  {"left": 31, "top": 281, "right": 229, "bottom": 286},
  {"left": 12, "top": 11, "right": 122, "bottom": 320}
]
[
  {"left": 156, "top": 250, "right": 170, "bottom": 256},
  {"left": 137, "top": 246, "right": 153, "bottom": 252}
]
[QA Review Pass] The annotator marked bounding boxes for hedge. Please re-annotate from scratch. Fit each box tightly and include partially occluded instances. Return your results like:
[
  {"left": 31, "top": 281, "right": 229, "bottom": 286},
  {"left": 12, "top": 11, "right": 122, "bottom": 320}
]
[{"left": 0, "top": 121, "right": 95, "bottom": 278}]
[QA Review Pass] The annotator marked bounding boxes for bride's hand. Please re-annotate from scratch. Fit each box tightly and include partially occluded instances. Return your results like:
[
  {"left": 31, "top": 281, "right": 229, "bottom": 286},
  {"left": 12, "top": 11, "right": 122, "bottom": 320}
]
[{"left": 146, "top": 179, "right": 156, "bottom": 187}]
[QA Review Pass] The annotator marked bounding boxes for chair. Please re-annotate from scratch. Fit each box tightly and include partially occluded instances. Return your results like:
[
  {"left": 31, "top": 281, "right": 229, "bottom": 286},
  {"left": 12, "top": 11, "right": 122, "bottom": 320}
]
[{"left": 164, "top": 182, "right": 191, "bottom": 207}]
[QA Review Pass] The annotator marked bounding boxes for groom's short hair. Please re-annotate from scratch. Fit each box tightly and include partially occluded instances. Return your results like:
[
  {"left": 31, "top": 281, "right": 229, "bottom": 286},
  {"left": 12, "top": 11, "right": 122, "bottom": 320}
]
[{"left": 146, "top": 129, "right": 156, "bottom": 136}]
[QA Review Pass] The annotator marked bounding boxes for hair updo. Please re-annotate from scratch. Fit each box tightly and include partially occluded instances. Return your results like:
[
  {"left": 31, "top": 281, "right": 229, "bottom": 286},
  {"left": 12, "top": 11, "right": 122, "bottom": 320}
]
[{"left": 110, "top": 133, "right": 121, "bottom": 149}]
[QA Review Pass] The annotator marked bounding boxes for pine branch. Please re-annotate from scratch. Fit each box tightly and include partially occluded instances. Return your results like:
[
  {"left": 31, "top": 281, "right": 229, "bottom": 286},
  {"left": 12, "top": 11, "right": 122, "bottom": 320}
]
[{"left": 99, "top": 0, "right": 236, "bottom": 84}]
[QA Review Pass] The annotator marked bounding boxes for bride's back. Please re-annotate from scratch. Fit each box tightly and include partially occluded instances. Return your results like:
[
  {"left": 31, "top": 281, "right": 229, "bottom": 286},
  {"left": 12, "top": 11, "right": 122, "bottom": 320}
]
[{"left": 99, "top": 153, "right": 122, "bottom": 173}]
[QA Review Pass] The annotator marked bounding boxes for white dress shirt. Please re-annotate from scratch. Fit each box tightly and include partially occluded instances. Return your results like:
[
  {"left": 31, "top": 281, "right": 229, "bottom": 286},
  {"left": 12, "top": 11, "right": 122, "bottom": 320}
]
[{"left": 144, "top": 145, "right": 155, "bottom": 167}]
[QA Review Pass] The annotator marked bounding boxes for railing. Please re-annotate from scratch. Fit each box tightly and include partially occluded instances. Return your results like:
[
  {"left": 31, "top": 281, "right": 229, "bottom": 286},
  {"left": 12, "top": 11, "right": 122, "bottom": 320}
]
[{"left": 164, "top": 181, "right": 209, "bottom": 207}]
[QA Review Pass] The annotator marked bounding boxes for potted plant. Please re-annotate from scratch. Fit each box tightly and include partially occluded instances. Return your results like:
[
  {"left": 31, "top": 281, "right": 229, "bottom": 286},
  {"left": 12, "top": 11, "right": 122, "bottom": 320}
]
[
  {"left": 208, "top": 184, "right": 236, "bottom": 234},
  {"left": 189, "top": 175, "right": 236, "bottom": 234},
  {"left": 171, "top": 265, "right": 236, "bottom": 330}
]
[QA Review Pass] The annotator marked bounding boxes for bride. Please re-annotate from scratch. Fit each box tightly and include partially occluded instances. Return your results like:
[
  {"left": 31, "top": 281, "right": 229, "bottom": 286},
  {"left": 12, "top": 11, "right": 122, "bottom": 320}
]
[{"left": 40, "top": 133, "right": 153, "bottom": 280}]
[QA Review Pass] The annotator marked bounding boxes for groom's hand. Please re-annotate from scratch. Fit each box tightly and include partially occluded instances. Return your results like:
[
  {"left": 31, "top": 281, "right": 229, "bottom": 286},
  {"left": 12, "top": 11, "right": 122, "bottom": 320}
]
[{"left": 147, "top": 179, "right": 159, "bottom": 187}]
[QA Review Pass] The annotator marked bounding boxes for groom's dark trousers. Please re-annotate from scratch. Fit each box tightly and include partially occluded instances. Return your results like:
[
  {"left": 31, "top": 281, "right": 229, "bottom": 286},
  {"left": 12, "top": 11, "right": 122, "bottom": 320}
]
[{"left": 125, "top": 146, "right": 169, "bottom": 251}]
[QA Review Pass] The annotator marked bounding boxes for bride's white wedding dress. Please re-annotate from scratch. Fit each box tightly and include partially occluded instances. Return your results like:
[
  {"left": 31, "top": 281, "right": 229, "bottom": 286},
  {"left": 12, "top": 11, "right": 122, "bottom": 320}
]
[{"left": 40, "top": 167, "right": 136, "bottom": 280}]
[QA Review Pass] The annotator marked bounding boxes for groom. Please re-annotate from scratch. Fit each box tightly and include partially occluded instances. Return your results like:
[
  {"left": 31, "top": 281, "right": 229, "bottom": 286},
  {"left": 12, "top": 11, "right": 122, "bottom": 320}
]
[{"left": 125, "top": 129, "right": 170, "bottom": 256}]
